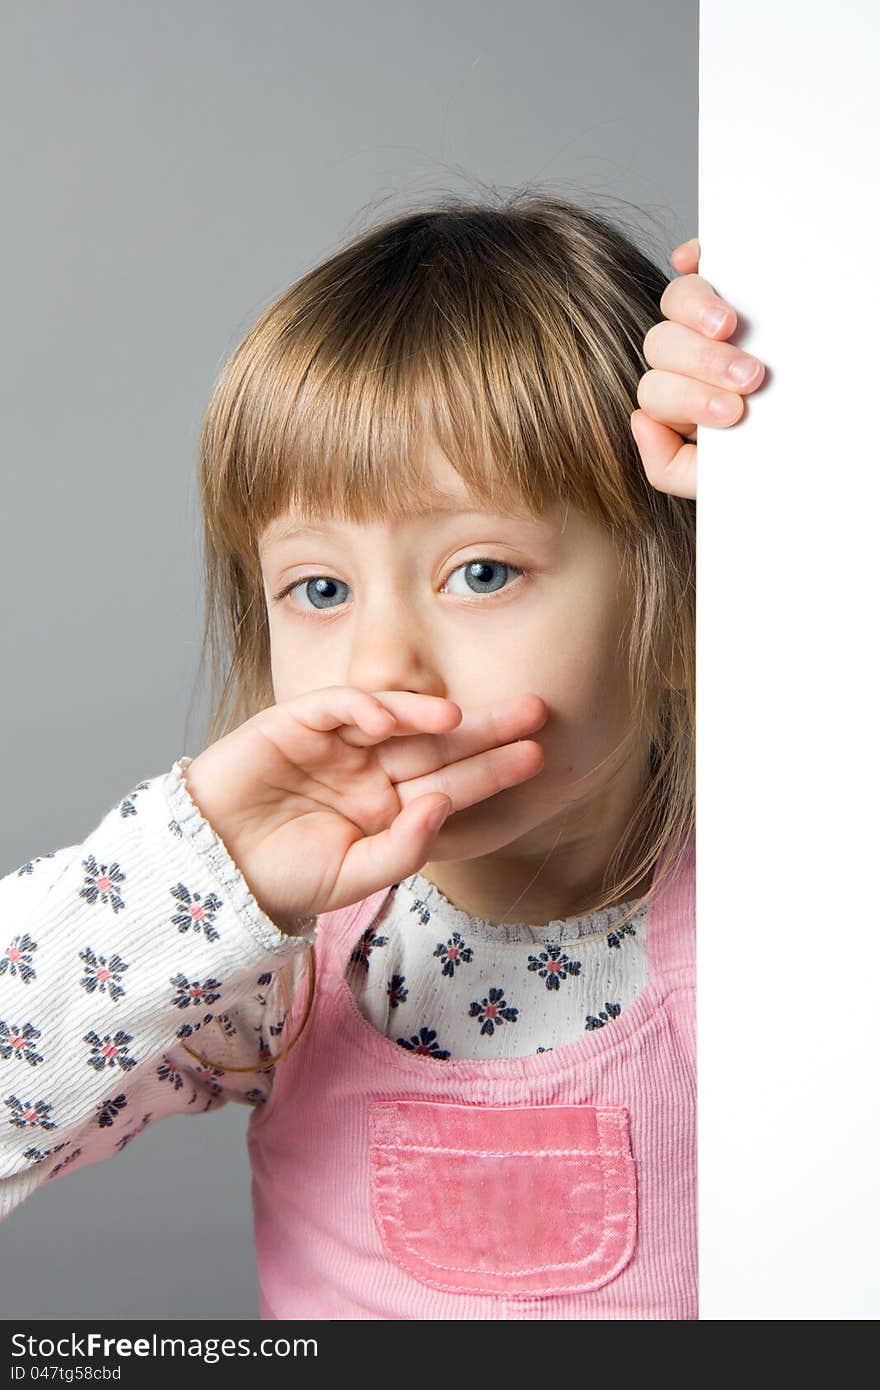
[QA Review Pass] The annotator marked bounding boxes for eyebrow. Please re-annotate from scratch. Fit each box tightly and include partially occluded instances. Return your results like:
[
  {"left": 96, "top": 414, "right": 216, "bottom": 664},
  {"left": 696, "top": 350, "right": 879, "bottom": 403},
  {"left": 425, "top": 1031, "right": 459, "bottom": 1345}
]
[{"left": 262, "top": 500, "right": 536, "bottom": 549}]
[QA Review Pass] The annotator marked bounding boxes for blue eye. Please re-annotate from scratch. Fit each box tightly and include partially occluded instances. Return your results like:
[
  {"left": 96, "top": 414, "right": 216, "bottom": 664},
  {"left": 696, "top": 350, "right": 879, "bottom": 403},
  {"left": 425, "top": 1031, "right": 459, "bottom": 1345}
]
[
  {"left": 276, "top": 560, "right": 524, "bottom": 613},
  {"left": 443, "top": 560, "right": 523, "bottom": 597},
  {"left": 282, "top": 575, "right": 351, "bottom": 611}
]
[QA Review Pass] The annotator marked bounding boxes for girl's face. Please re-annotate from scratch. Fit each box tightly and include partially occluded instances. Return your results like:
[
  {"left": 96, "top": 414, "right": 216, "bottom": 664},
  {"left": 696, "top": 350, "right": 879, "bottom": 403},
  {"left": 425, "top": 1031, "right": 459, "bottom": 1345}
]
[{"left": 257, "top": 440, "right": 650, "bottom": 869}]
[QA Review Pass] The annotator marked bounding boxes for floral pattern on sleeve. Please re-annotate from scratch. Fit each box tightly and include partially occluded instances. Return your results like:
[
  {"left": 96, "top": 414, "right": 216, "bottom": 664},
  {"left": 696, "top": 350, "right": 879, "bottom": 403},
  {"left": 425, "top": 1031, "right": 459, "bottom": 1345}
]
[{"left": 0, "top": 760, "right": 313, "bottom": 1220}]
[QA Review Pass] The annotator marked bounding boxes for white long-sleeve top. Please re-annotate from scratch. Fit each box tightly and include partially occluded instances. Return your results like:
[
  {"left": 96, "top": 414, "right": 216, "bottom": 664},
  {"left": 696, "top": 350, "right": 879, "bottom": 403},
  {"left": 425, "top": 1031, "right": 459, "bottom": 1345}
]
[{"left": 0, "top": 756, "right": 648, "bottom": 1224}]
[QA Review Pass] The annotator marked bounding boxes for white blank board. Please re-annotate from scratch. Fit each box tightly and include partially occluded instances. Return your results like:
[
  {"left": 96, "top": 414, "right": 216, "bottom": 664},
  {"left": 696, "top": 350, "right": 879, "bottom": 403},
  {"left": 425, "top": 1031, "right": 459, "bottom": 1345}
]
[{"left": 698, "top": 0, "right": 879, "bottom": 1319}]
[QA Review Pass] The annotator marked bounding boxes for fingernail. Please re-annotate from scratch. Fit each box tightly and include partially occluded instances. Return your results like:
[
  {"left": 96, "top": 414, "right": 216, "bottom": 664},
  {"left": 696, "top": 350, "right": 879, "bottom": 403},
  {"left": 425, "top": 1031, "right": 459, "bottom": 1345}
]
[
  {"left": 728, "top": 357, "right": 761, "bottom": 387},
  {"left": 702, "top": 305, "right": 728, "bottom": 335}
]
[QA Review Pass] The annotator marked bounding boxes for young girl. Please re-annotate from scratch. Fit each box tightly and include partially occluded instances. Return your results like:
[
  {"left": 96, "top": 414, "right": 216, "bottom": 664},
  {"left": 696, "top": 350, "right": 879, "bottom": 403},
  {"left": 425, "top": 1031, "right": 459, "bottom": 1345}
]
[{"left": 0, "top": 200, "right": 763, "bottom": 1320}]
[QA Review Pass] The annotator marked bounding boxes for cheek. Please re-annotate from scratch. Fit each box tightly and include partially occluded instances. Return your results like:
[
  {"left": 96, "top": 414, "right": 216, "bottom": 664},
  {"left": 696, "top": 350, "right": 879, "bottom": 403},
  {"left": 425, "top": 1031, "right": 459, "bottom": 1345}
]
[{"left": 534, "top": 649, "right": 635, "bottom": 777}]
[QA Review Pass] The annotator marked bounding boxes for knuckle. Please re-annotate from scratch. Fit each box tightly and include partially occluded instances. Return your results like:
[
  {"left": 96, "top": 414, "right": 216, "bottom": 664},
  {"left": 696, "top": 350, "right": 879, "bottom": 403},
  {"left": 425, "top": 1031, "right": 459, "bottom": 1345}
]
[{"left": 700, "top": 340, "right": 728, "bottom": 379}]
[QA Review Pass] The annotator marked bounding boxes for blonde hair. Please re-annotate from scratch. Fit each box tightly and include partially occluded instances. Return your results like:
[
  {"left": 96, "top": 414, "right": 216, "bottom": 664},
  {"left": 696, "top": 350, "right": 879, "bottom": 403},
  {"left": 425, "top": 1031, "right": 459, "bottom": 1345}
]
[{"left": 180, "top": 187, "right": 695, "bottom": 1075}]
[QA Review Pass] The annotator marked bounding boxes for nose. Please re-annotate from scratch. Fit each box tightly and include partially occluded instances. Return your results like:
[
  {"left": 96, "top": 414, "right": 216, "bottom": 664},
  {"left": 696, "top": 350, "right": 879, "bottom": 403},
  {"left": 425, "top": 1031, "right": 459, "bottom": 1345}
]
[{"left": 346, "top": 596, "right": 447, "bottom": 700}]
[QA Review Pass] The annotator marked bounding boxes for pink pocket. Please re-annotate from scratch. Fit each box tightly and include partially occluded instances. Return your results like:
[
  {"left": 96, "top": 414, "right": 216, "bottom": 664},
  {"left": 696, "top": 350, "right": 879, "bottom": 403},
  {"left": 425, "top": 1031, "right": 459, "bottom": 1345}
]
[{"left": 368, "top": 1099, "right": 637, "bottom": 1296}]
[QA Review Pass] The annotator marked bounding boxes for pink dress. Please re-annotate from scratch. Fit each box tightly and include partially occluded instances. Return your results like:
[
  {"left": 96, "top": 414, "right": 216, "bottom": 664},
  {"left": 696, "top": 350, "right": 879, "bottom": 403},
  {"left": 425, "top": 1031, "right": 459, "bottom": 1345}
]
[{"left": 247, "top": 832, "right": 696, "bottom": 1319}]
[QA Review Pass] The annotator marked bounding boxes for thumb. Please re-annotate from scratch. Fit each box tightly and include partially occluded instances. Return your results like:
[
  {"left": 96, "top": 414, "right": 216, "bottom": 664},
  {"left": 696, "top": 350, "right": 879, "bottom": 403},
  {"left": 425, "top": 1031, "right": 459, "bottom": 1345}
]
[{"left": 334, "top": 793, "right": 454, "bottom": 906}]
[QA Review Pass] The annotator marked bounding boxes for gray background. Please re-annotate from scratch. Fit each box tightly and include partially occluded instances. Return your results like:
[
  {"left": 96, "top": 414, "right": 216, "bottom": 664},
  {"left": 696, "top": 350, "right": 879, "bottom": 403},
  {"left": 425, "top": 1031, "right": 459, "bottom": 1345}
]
[{"left": 0, "top": 0, "right": 696, "bottom": 1320}]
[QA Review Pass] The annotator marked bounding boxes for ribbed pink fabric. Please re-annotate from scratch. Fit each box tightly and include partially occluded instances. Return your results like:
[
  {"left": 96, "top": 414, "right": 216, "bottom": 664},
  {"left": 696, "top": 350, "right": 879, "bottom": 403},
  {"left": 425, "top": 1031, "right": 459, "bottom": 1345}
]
[{"left": 247, "top": 832, "right": 696, "bottom": 1320}]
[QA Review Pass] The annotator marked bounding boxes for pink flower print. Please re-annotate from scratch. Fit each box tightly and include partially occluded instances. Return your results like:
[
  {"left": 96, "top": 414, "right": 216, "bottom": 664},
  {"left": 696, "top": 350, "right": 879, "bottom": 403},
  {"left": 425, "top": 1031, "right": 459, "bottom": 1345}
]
[
  {"left": 169, "top": 972, "right": 223, "bottom": 1010},
  {"left": 527, "top": 944, "right": 582, "bottom": 991},
  {"left": 0, "top": 933, "right": 38, "bottom": 985},
  {"left": 169, "top": 882, "right": 223, "bottom": 942},
  {"left": 433, "top": 931, "right": 474, "bottom": 978},
  {"left": 79, "top": 855, "right": 127, "bottom": 914},
  {"left": 468, "top": 987, "right": 518, "bottom": 1037},
  {"left": 3, "top": 1095, "right": 57, "bottom": 1131},
  {"left": 79, "top": 946, "right": 129, "bottom": 1003},
  {"left": 0, "top": 1020, "right": 44, "bottom": 1066},
  {"left": 83, "top": 1030, "right": 138, "bottom": 1073}
]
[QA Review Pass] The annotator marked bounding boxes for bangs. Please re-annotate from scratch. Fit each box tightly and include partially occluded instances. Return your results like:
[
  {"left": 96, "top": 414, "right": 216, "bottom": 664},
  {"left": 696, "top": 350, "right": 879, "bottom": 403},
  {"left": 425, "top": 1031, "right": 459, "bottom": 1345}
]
[{"left": 205, "top": 202, "right": 643, "bottom": 560}]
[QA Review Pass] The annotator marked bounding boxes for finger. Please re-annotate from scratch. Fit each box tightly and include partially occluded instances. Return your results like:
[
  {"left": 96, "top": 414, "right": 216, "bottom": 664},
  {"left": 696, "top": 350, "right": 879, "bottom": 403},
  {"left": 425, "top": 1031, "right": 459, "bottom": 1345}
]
[
  {"left": 659, "top": 272, "right": 738, "bottom": 342},
  {"left": 630, "top": 410, "right": 696, "bottom": 501},
  {"left": 277, "top": 686, "right": 461, "bottom": 753},
  {"left": 333, "top": 791, "right": 456, "bottom": 905},
  {"left": 371, "top": 692, "right": 549, "bottom": 781},
  {"left": 637, "top": 367, "right": 746, "bottom": 434},
  {"left": 643, "top": 321, "right": 765, "bottom": 397},
  {"left": 670, "top": 237, "right": 700, "bottom": 274},
  {"left": 335, "top": 743, "right": 544, "bottom": 901},
  {"left": 397, "top": 738, "right": 545, "bottom": 817}
]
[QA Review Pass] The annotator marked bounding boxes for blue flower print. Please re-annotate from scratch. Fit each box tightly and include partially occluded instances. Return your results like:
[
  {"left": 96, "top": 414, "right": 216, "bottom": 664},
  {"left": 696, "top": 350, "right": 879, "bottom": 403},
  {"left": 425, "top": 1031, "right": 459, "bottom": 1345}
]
[
  {"left": 157, "top": 1056, "right": 185, "bottom": 1091},
  {"left": 169, "top": 973, "right": 223, "bottom": 1010},
  {"left": 119, "top": 781, "right": 150, "bottom": 818},
  {"left": 0, "top": 1021, "right": 44, "bottom": 1066},
  {"left": 433, "top": 931, "right": 474, "bottom": 978},
  {"left": 169, "top": 882, "right": 223, "bottom": 942},
  {"left": 96, "top": 1093, "right": 128, "bottom": 1128},
  {"left": 174, "top": 1014, "right": 215, "bottom": 1042},
  {"left": 397, "top": 1026, "right": 451, "bottom": 1060},
  {"left": 79, "top": 855, "right": 127, "bottom": 914},
  {"left": 23, "top": 1141, "right": 67, "bottom": 1164},
  {"left": 115, "top": 1112, "right": 153, "bottom": 1150},
  {"left": 16, "top": 851, "right": 57, "bottom": 876},
  {"left": 584, "top": 1001, "right": 622, "bottom": 1031},
  {"left": 527, "top": 944, "right": 582, "bottom": 990},
  {"left": 607, "top": 922, "right": 636, "bottom": 950},
  {"left": 387, "top": 974, "right": 408, "bottom": 1008},
  {"left": 79, "top": 946, "right": 129, "bottom": 1003},
  {"left": 3, "top": 1095, "right": 57, "bottom": 1131},
  {"left": 468, "top": 987, "right": 518, "bottom": 1036},
  {"left": 49, "top": 1148, "right": 82, "bottom": 1180},
  {"left": 0, "top": 933, "right": 38, "bottom": 985},
  {"left": 83, "top": 1031, "right": 138, "bottom": 1073},
  {"left": 350, "top": 926, "right": 389, "bottom": 972},
  {"left": 407, "top": 895, "right": 432, "bottom": 926}
]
